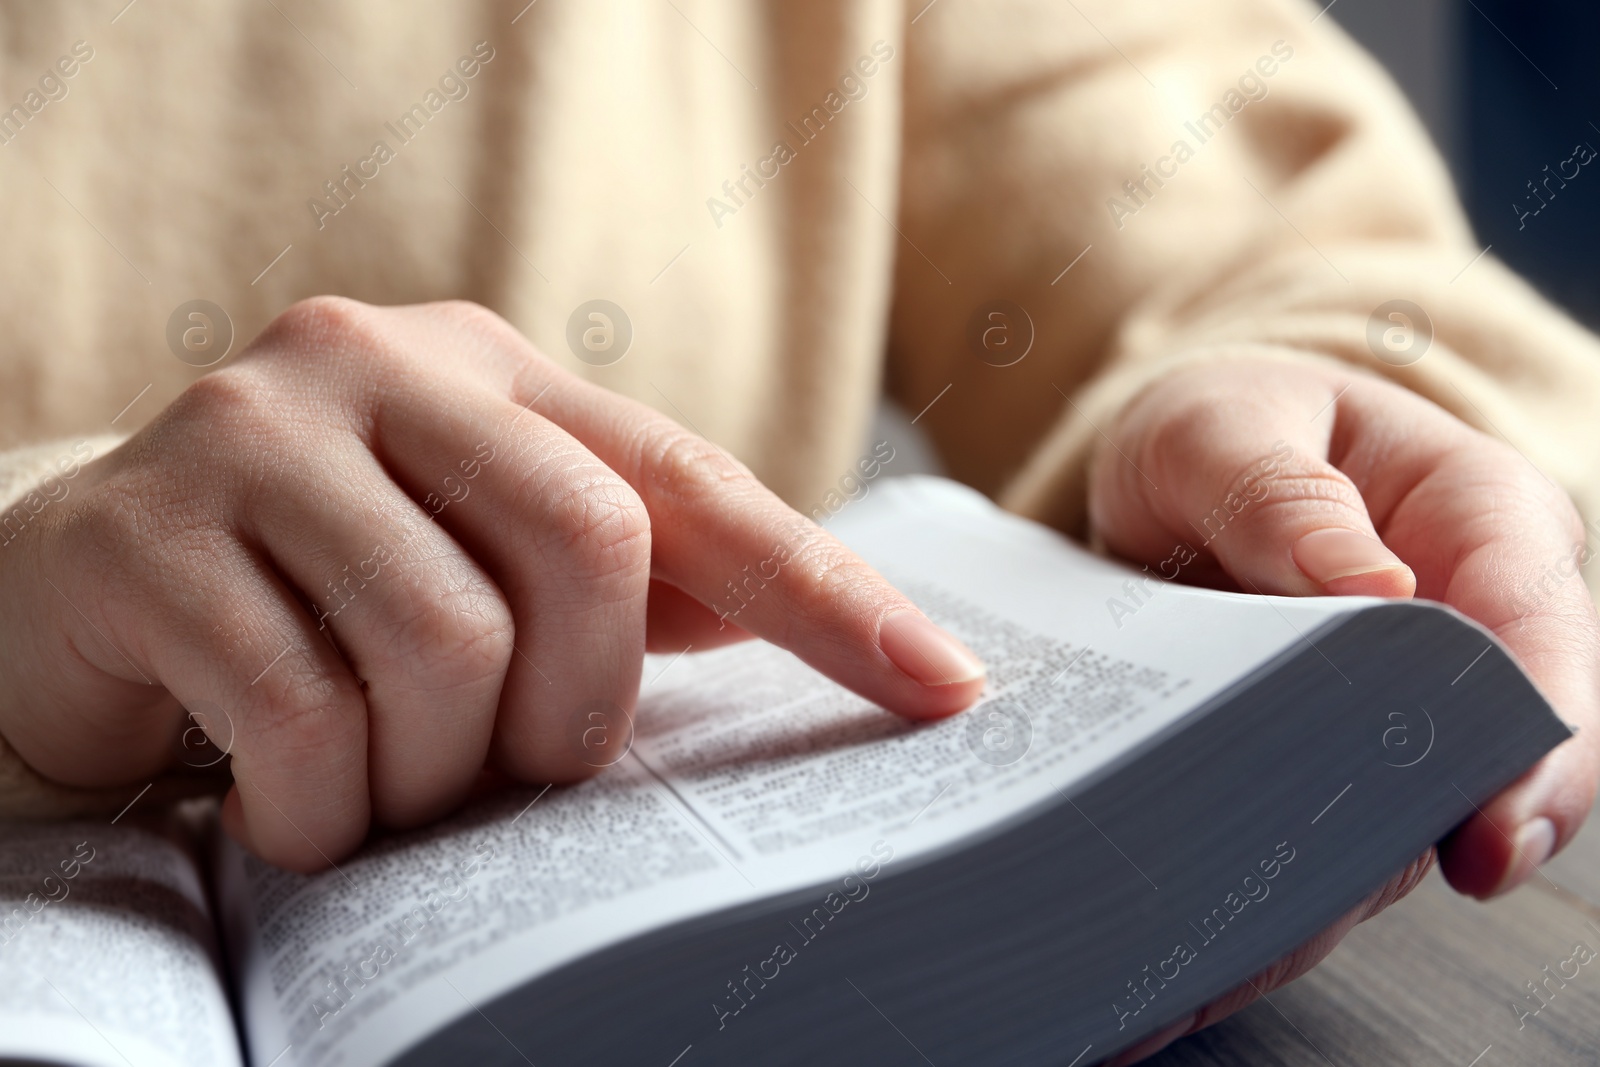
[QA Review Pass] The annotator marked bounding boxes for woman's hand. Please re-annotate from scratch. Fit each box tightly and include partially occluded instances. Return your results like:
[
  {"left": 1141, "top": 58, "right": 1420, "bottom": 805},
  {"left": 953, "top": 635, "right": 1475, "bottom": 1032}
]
[
  {"left": 1089, "top": 358, "right": 1600, "bottom": 1061},
  {"left": 0, "top": 297, "right": 985, "bottom": 872}
]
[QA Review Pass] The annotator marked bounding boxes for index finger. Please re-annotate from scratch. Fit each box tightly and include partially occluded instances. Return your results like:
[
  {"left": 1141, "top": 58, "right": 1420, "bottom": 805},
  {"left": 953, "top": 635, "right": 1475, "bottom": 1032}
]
[{"left": 533, "top": 375, "right": 986, "bottom": 719}]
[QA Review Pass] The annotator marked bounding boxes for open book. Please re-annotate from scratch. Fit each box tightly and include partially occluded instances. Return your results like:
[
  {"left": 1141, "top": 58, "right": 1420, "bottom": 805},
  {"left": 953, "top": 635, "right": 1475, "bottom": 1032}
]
[{"left": 0, "top": 477, "right": 1567, "bottom": 1067}]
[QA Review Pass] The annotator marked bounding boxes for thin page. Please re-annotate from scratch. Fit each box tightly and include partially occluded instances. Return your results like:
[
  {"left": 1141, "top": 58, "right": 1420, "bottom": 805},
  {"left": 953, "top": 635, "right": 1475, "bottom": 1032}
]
[
  {"left": 0, "top": 821, "right": 242, "bottom": 1067},
  {"left": 220, "top": 476, "right": 1364, "bottom": 1067}
]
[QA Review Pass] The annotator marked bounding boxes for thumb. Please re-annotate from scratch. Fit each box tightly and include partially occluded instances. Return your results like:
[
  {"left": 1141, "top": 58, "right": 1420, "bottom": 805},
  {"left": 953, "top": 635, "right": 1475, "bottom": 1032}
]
[{"left": 1090, "top": 364, "right": 1416, "bottom": 599}]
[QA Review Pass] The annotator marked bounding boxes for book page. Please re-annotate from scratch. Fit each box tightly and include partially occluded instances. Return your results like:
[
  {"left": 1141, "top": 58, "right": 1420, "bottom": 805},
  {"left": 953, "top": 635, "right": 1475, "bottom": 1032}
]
[
  {"left": 221, "top": 476, "right": 1367, "bottom": 1067},
  {"left": 218, "top": 768, "right": 751, "bottom": 1067},
  {"left": 0, "top": 820, "right": 242, "bottom": 1067}
]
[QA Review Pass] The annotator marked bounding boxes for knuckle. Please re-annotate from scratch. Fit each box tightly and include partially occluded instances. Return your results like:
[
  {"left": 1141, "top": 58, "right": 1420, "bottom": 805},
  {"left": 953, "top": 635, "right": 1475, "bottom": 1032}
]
[
  {"left": 1459, "top": 440, "right": 1586, "bottom": 545},
  {"left": 163, "top": 368, "right": 271, "bottom": 431},
  {"left": 425, "top": 299, "right": 556, "bottom": 385},
  {"left": 250, "top": 296, "right": 404, "bottom": 384},
  {"left": 149, "top": 370, "right": 309, "bottom": 481},
  {"left": 542, "top": 467, "right": 653, "bottom": 579},
  {"left": 1245, "top": 467, "right": 1367, "bottom": 524},
  {"left": 246, "top": 658, "right": 363, "bottom": 755},
  {"left": 641, "top": 428, "right": 753, "bottom": 504},
  {"left": 771, "top": 533, "right": 882, "bottom": 641},
  {"left": 428, "top": 300, "right": 534, "bottom": 363},
  {"left": 374, "top": 572, "right": 516, "bottom": 693},
  {"left": 263, "top": 295, "right": 380, "bottom": 351},
  {"left": 432, "top": 298, "right": 511, "bottom": 337},
  {"left": 1135, "top": 397, "right": 1372, "bottom": 527}
]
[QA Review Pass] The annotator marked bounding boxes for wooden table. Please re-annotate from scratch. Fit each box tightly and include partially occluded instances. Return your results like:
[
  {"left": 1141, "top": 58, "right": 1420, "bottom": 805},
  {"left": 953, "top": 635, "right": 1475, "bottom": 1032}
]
[{"left": 1151, "top": 799, "right": 1600, "bottom": 1065}]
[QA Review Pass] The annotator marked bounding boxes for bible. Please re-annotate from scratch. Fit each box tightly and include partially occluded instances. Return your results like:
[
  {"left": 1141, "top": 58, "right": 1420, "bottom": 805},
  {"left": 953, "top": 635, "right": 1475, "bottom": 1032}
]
[{"left": 0, "top": 476, "right": 1568, "bottom": 1066}]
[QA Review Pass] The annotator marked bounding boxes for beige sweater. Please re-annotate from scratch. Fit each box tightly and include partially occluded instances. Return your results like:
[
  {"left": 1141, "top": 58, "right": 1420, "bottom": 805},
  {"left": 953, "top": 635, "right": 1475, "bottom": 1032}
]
[{"left": 4, "top": 0, "right": 1600, "bottom": 816}]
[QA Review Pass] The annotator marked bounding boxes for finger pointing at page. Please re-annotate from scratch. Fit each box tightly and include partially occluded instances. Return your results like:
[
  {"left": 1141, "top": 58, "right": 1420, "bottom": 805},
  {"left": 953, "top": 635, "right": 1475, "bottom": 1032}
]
[
  {"left": 382, "top": 300, "right": 988, "bottom": 725},
  {"left": 517, "top": 373, "right": 988, "bottom": 721}
]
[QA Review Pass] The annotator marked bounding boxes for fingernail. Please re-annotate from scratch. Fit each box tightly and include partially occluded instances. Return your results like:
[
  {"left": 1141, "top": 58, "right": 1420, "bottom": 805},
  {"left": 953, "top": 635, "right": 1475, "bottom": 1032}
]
[
  {"left": 1292, "top": 528, "right": 1412, "bottom": 593},
  {"left": 1493, "top": 816, "right": 1556, "bottom": 895},
  {"left": 879, "top": 611, "right": 986, "bottom": 687}
]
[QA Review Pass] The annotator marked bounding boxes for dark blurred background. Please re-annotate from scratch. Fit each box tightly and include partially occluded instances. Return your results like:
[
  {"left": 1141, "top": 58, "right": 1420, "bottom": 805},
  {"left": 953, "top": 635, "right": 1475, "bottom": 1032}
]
[{"left": 1333, "top": 0, "right": 1600, "bottom": 328}]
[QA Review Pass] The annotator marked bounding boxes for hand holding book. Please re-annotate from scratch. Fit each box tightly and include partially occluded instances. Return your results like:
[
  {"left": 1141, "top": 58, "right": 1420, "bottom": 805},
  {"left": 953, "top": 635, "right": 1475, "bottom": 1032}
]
[{"left": 1090, "top": 358, "right": 1599, "bottom": 1059}]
